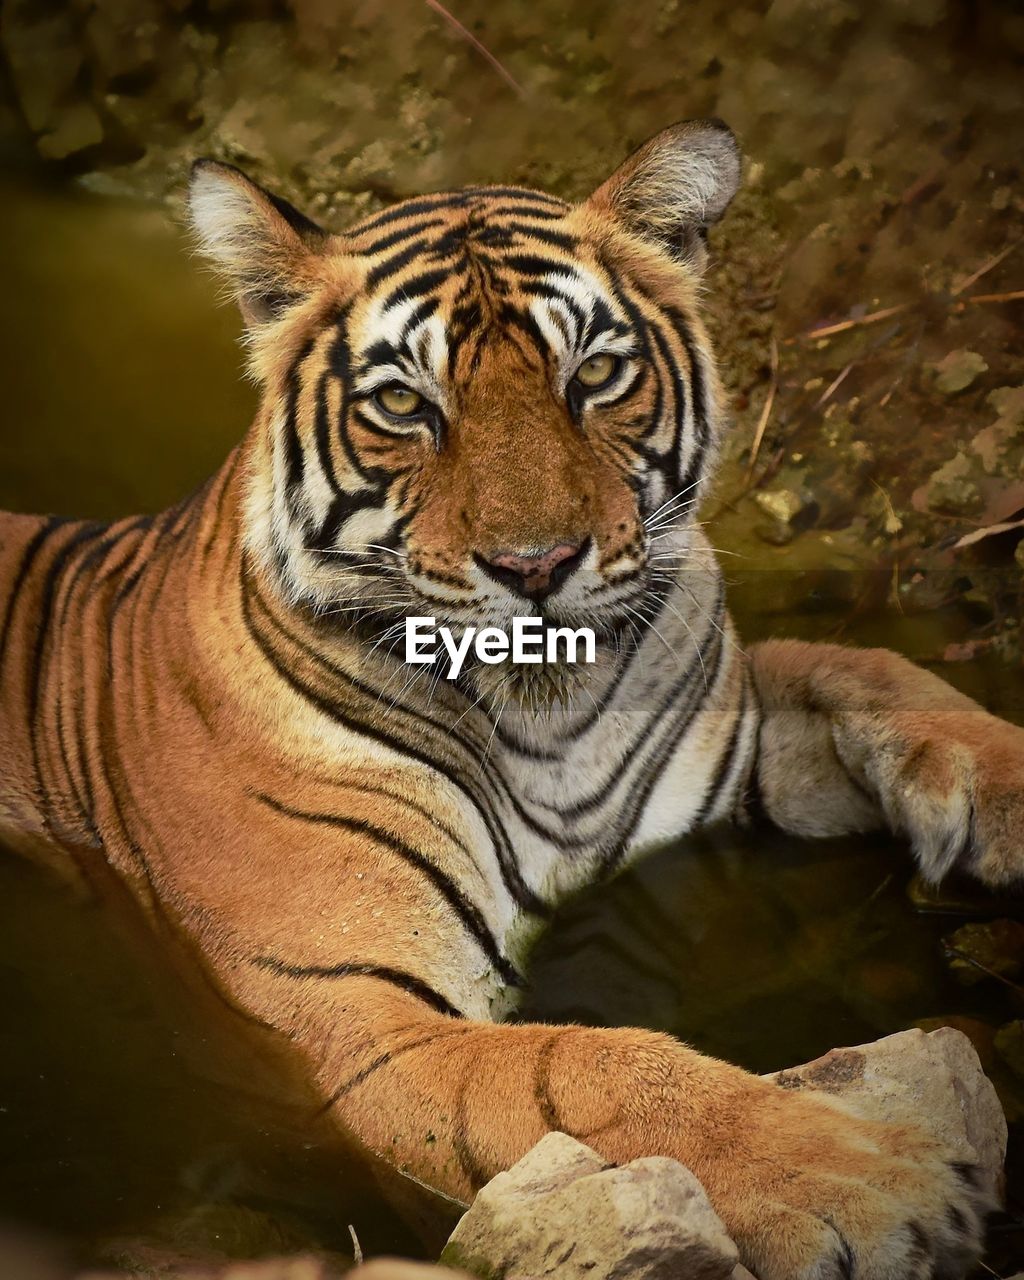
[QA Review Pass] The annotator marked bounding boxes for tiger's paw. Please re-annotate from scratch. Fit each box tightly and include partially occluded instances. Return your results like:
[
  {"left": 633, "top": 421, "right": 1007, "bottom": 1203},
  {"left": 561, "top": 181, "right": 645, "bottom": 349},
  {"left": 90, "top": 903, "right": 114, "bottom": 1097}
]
[
  {"left": 856, "top": 711, "right": 1024, "bottom": 888},
  {"left": 707, "top": 1090, "right": 994, "bottom": 1280}
]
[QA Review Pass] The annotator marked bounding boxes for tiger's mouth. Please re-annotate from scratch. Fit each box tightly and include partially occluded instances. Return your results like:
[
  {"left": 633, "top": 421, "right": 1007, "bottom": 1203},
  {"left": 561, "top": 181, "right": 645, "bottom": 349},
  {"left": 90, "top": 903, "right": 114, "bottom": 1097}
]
[{"left": 325, "top": 574, "right": 650, "bottom": 646}]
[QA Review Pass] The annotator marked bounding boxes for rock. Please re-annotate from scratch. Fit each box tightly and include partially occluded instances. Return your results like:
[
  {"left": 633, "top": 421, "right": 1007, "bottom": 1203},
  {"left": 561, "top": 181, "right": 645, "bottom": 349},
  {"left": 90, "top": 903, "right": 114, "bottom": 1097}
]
[
  {"left": 440, "top": 1131, "right": 740, "bottom": 1280},
  {"left": 914, "top": 1016, "right": 997, "bottom": 1070},
  {"left": 920, "top": 450, "right": 982, "bottom": 514},
  {"left": 971, "top": 384, "right": 1024, "bottom": 475},
  {"left": 754, "top": 516, "right": 795, "bottom": 545},
  {"left": 768, "top": 1027, "right": 1007, "bottom": 1200},
  {"left": 753, "top": 487, "right": 805, "bottom": 524},
  {"left": 934, "top": 349, "right": 988, "bottom": 395}
]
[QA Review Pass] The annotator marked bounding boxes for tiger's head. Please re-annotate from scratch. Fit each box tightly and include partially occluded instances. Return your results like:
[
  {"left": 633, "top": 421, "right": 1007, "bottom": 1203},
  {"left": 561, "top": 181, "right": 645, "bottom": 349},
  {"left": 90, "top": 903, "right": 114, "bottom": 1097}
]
[{"left": 189, "top": 120, "right": 740, "bottom": 651}]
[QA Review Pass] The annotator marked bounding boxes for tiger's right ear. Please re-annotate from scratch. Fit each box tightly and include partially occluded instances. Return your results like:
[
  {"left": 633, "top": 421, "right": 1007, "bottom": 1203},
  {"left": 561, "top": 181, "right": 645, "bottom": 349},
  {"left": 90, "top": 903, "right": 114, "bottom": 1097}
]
[{"left": 188, "top": 159, "right": 328, "bottom": 326}]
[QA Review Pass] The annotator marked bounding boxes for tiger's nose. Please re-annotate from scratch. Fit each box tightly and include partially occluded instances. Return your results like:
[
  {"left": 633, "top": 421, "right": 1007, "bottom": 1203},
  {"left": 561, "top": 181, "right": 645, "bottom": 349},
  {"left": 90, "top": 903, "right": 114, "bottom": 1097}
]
[{"left": 477, "top": 539, "right": 589, "bottom": 600}]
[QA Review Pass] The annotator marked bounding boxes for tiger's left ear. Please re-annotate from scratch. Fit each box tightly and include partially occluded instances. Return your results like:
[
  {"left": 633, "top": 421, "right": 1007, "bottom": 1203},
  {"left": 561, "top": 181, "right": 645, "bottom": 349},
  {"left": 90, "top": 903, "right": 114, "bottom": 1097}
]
[
  {"left": 587, "top": 119, "right": 741, "bottom": 267},
  {"left": 188, "top": 159, "right": 328, "bottom": 326}
]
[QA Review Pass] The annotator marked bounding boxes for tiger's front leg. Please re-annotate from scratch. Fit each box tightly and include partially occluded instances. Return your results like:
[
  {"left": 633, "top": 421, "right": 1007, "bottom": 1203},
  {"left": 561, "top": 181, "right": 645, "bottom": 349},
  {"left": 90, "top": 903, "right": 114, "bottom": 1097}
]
[
  {"left": 305, "top": 980, "right": 990, "bottom": 1280},
  {"left": 749, "top": 639, "right": 1024, "bottom": 885}
]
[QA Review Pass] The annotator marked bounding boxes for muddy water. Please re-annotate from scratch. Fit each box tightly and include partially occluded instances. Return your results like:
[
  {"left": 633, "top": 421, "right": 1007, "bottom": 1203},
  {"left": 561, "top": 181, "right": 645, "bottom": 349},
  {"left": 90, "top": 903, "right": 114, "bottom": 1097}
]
[
  {"left": 0, "top": 177, "right": 252, "bottom": 520},
  {"left": 1, "top": 174, "right": 1024, "bottom": 1273}
]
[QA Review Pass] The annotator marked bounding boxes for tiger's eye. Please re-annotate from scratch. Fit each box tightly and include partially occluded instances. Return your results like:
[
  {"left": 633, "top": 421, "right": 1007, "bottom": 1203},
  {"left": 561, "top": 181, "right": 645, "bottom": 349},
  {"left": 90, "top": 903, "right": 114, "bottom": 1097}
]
[
  {"left": 376, "top": 385, "right": 424, "bottom": 416},
  {"left": 575, "top": 353, "right": 619, "bottom": 389}
]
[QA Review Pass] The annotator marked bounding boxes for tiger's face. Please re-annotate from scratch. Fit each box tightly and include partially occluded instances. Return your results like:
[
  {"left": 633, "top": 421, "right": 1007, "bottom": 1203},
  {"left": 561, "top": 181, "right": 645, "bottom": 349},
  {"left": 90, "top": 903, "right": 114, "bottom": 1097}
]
[{"left": 190, "top": 120, "right": 741, "bottom": 648}]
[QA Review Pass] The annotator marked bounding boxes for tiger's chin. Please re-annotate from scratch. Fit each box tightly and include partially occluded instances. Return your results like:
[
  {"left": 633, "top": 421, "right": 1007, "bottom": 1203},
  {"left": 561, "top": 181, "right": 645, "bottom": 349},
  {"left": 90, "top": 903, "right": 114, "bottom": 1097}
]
[{"left": 471, "top": 657, "right": 591, "bottom": 720}]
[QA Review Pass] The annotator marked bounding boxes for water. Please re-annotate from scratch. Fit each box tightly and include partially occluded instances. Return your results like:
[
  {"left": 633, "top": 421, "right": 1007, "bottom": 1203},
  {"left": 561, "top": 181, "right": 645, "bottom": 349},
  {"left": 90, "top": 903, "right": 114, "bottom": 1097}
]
[
  {"left": 0, "top": 174, "right": 253, "bottom": 521},
  {"left": 1, "top": 172, "right": 1023, "bottom": 1273}
]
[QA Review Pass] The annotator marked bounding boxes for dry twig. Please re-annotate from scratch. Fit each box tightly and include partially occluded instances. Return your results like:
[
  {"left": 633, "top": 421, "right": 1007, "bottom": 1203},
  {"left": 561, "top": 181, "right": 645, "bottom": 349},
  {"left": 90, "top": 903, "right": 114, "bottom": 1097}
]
[
  {"left": 813, "top": 360, "right": 854, "bottom": 409},
  {"left": 745, "top": 333, "right": 779, "bottom": 481},
  {"left": 951, "top": 237, "right": 1022, "bottom": 297},
  {"left": 965, "top": 288, "right": 1024, "bottom": 306},
  {"left": 423, "top": 0, "right": 525, "bottom": 97},
  {"left": 795, "top": 303, "right": 911, "bottom": 343},
  {"left": 878, "top": 376, "right": 902, "bottom": 409}
]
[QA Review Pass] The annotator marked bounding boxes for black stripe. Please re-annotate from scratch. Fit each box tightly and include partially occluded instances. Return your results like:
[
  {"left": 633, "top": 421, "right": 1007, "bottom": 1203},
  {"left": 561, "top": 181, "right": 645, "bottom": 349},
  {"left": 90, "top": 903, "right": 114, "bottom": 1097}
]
[
  {"left": 565, "top": 591, "right": 726, "bottom": 823},
  {"left": 601, "top": 269, "right": 668, "bottom": 458},
  {"left": 247, "top": 518, "right": 645, "bottom": 862},
  {"left": 239, "top": 574, "right": 551, "bottom": 916},
  {"left": 743, "top": 717, "right": 769, "bottom": 825},
  {"left": 349, "top": 405, "right": 428, "bottom": 442},
  {"left": 494, "top": 302, "right": 549, "bottom": 354},
  {"left": 463, "top": 185, "right": 567, "bottom": 207},
  {"left": 490, "top": 207, "right": 571, "bottom": 225},
  {"left": 358, "top": 218, "right": 448, "bottom": 256},
  {"left": 350, "top": 195, "right": 468, "bottom": 236},
  {"left": 648, "top": 319, "right": 689, "bottom": 452},
  {"left": 202, "top": 450, "right": 240, "bottom": 563},
  {"left": 318, "top": 1026, "right": 472, "bottom": 1112},
  {"left": 691, "top": 679, "right": 748, "bottom": 827},
  {"left": 309, "top": 482, "right": 391, "bottom": 552},
  {"left": 0, "top": 516, "right": 67, "bottom": 672},
  {"left": 664, "top": 304, "right": 708, "bottom": 439},
  {"left": 54, "top": 519, "right": 124, "bottom": 633},
  {"left": 254, "top": 791, "right": 522, "bottom": 987},
  {"left": 25, "top": 522, "right": 107, "bottom": 832},
  {"left": 380, "top": 268, "right": 452, "bottom": 309},
  {"left": 526, "top": 281, "right": 588, "bottom": 334},
  {"left": 502, "top": 252, "right": 569, "bottom": 279},
  {"left": 596, "top": 364, "right": 647, "bottom": 413},
  {"left": 599, "top": 581, "right": 729, "bottom": 873},
  {"left": 398, "top": 296, "right": 441, "bottom": 346},
  {"left": 534, "top": 1032, "right": 563, "bottom": 1129},
  {"left": 52, "top": 520, "right": 137, "bottom": 829},
  {"left": 311, "top": 368, "right": 339, "bottom": 494},
  {"left": 367, "top": 241, "right": 454, "bottom": 290},
  {"left": 106, "top": 558, "right": 148, "bottom": 624},
  {"left": 252, "top": 954, "right": 464, "bottom": 1018},
  {"left": 311, "top": 318, "right": 348, "bottom": 495},
  {"left": 283, "top": 335, "right": 318, "bottom": 491},
  {"left": 452, "top": 1053, "right": 491, "bottom": 1189}
]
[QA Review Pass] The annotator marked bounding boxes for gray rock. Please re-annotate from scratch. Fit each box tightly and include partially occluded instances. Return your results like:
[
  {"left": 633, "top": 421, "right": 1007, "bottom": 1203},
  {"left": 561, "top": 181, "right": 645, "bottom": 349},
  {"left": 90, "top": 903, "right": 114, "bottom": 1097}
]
[
  {"left": 440, "top": 1131, "right": 739, "bottom": 1280},
  {"left": 768, "top": 1026, "right": 1007, "bottom": 1201}
]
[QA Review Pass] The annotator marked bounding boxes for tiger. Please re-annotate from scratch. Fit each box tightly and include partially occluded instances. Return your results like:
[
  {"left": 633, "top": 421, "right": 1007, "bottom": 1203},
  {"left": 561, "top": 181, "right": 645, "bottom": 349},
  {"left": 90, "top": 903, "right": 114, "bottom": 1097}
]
[{"left": 2, "top": 117, "right": 1023, "bottom": 1279}]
